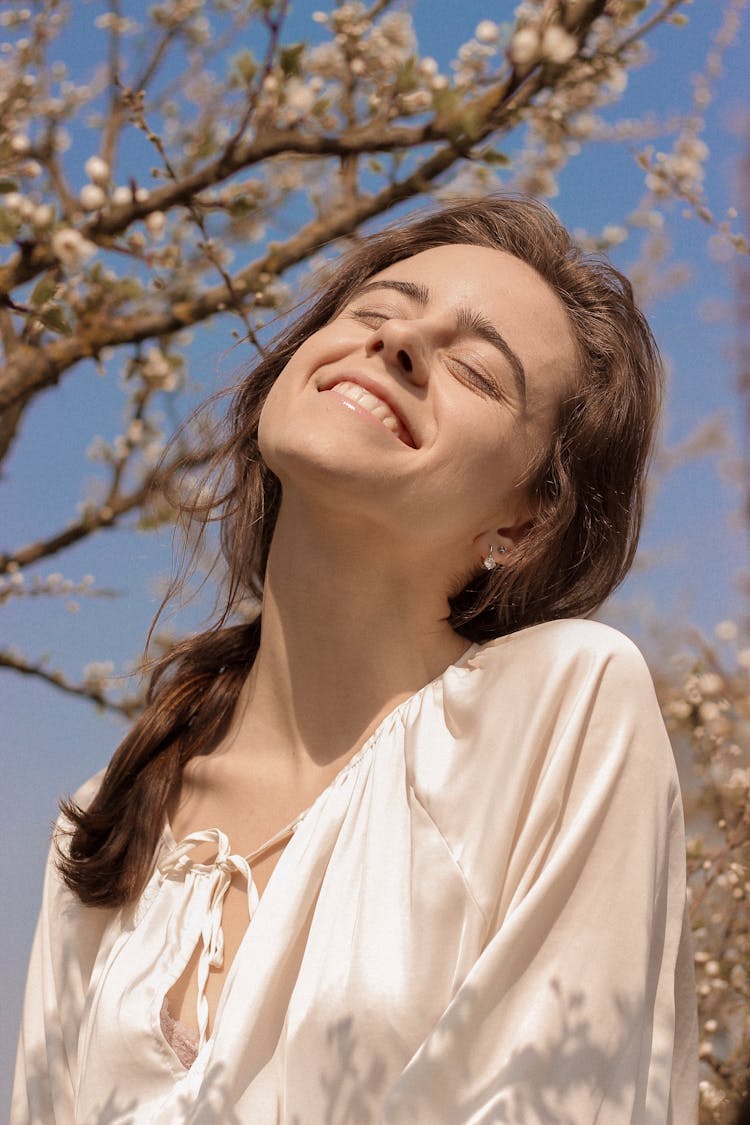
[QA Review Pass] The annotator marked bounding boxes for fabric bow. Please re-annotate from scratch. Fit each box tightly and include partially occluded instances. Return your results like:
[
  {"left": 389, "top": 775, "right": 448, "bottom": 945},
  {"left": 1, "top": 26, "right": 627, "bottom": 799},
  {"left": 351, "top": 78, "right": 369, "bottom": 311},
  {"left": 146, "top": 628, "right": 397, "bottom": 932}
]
[{"left": 158, "top": 828, "right": 260, "bottom": 1047}]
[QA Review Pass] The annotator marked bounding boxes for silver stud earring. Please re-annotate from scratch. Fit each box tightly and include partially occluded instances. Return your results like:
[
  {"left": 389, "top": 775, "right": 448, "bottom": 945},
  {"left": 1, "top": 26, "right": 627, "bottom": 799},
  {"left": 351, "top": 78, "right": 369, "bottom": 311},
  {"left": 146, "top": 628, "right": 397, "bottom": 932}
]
[{"left": 482, "top": 544, "right": 506, "bottom": 571}]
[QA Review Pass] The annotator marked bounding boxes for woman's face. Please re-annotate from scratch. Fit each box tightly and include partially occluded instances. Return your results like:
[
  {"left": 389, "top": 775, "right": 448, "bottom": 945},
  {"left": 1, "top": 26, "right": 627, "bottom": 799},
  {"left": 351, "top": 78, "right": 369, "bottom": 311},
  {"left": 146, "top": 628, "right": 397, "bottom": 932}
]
[{"left": 258, "top": 243, "right": 578, "bottom": 571}]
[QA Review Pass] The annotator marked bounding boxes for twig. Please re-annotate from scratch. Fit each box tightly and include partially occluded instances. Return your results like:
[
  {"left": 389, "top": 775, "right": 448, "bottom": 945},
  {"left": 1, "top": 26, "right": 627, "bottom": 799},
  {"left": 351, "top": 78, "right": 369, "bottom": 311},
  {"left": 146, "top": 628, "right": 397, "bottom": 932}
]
[
  {"left": 0, "top": 650, "right": 143, "bottom": 717},
  {"left": 0, "top": 445, "right": 209, "bottom": 574}
]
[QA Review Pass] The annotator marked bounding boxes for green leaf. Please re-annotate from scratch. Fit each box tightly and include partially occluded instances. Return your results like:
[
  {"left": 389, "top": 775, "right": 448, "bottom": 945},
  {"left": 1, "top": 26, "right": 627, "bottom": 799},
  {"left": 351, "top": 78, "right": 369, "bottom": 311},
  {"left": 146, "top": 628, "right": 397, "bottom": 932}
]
[
  {"left": 480, "top": 148, "right": 511, "bottom": 167},
  {"left": 396, "top": 56, "right": 419, "bottom": 94},
  {"left": 118, "top": 278, "right": 144, "bottom": 301},
  {"left": 39, "top": 306, "right": 72, "bottom": 335},
  {"left": 30, "top": 275, "right": 59, "bottom": 308},
  {"left": 432, "top": 86, "right": 460, "bottom": 116},
  {"left": 0, "top": 210, "right": 18, "bottom": 243},
  {"left": 229, "top": 195, "right": 257, "bottom": 217},
  {"left": 233, "top": 49, "right": 257, "bottom": 83},
  {"left": 445, "top": 107, "right": 483, "bottom": 144},
  {"left": 279, "top": 43, "right": 304, "bottom": 77}
]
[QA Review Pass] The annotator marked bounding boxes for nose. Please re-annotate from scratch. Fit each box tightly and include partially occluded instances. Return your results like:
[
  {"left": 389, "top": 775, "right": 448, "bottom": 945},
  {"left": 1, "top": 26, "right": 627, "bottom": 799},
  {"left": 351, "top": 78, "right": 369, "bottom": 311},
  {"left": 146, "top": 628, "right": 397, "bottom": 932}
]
[{"left": 364, "top": 319, "right": 429, "bottom": 387}]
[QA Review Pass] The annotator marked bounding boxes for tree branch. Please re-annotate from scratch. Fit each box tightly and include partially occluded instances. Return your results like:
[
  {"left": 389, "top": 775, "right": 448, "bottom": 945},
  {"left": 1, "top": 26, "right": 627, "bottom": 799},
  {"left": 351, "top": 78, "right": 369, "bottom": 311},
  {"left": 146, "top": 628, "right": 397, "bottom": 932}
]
[
  {"left": 0, "top": 66, "right": 548, "bottom": 417},
  {"left": 0, "top": 649, "right": 142, "bottom": 717},
  {"left": 0, "top": 444, "right": 209, "bottom": 574}
]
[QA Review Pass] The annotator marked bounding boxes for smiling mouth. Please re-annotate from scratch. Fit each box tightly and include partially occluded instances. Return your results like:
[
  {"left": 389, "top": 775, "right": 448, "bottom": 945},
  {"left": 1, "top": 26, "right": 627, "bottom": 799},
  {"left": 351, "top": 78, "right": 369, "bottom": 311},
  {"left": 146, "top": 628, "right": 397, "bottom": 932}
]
[{"left": 326, "top": 380, "right": 416, "bottom": 447}]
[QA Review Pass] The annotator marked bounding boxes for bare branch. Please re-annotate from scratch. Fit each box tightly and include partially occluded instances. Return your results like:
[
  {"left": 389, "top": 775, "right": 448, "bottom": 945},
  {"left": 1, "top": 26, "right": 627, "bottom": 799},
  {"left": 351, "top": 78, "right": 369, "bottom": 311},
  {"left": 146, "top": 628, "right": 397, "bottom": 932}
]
[
  {"left": 616, "top": 0, "right": 686, "bottom": 52},
  {"left": 0, "top": 649, "right": 142, "bottom": 717},
  {"left": 0, "top": 444, "right": 209, "bottom": 574}
]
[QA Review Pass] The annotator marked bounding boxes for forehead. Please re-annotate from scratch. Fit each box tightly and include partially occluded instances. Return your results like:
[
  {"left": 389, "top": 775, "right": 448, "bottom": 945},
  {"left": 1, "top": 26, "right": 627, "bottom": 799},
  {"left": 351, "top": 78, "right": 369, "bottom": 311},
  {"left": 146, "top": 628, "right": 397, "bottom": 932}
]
[{"left": 365, "top": 243, "right": 579, "bottom": 401}]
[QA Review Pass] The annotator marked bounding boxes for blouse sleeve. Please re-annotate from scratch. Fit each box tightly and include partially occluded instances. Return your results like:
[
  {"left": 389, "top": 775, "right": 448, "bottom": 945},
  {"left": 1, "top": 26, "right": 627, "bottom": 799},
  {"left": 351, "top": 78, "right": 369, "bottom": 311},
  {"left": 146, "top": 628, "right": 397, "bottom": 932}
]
[
  {"left": 384, "top": 625, "right": 698, "bottom": 1124},
  {"left": 12, "top": 773, "right": 111, "bottom": 1125}
]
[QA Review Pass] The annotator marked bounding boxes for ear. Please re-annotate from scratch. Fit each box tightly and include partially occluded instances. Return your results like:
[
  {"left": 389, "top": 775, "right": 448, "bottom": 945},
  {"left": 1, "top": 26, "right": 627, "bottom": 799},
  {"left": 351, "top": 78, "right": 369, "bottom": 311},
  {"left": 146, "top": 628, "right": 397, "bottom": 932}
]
[{"left": 473, "top": 514, "right": 534, "bottom": 566}]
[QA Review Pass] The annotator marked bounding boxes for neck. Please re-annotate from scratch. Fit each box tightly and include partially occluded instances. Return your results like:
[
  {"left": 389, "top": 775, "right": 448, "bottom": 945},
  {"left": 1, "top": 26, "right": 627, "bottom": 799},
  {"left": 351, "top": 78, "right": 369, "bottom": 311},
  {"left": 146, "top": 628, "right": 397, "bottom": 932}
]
[{"left": 235, "top": 495, "right": 470, "bottom": 777}]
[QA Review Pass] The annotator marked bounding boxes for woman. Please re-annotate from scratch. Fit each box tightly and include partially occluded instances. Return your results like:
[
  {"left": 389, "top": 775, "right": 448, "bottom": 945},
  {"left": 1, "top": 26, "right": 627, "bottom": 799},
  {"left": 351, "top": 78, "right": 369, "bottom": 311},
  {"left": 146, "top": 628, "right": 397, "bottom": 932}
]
[{"left": 13, "top": 196, "right": 697, "bottom": 1123}]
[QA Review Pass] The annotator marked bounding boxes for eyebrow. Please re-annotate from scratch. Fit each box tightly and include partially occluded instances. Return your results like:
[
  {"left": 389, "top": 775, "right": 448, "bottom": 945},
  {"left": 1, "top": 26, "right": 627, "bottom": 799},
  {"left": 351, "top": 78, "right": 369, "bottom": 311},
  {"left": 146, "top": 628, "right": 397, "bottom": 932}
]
[{"left": 352, "top": 278, "right": 527, "bottom": 402}]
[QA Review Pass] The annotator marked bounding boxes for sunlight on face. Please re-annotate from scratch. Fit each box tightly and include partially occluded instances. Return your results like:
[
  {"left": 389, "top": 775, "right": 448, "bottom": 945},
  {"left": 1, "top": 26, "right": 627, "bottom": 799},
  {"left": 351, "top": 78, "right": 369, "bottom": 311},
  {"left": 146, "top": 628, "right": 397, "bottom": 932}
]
[{"left": 258, "top": 244, "right": 579, "bottom": 561}]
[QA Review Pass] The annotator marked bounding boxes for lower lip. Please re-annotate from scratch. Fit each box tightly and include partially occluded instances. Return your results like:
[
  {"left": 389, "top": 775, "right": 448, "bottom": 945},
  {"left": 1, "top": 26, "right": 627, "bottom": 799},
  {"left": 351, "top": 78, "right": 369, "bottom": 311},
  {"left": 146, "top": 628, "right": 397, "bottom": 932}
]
[{"left": 319, "top": 388, "right": 407, "bottom": 444}]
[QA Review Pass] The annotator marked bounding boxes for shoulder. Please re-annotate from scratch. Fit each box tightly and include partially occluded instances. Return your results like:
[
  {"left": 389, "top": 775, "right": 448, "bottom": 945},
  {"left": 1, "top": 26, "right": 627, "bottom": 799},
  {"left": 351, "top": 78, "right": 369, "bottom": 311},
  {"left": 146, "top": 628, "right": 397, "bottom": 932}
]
[
  {"left": 408, "top": 619, "right": 678, "bottom": 917},
  {"left": 411, "top": 617, "right": 672, "bottom": 830},
  {"left": 448, "top": 617, "right": 657, "bottom": 731},
  {"left": 473, "top": 616, "right": 651, "bottom": 679},
  {"left": 70, "top": 767, "right": 107, "bottom": 810}
]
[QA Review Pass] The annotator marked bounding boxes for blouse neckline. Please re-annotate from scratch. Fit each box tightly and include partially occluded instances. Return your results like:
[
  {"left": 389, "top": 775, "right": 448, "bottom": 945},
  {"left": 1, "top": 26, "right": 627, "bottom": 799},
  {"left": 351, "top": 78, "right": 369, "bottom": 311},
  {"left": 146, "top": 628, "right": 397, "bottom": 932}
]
[
  {"left": 153, "top": 639, "right": 480, "bottom": 1055},
  {"left": 161, "top": 638, "right": 479, "bottom": 860}
]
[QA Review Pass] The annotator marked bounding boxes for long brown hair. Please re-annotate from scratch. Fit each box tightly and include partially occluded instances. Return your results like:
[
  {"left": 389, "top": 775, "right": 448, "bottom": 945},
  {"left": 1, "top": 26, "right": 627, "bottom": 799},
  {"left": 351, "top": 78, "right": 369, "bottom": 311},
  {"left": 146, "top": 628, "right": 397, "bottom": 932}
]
[{"left": 59, "top": 195, "right": 662, "bottom": 906}]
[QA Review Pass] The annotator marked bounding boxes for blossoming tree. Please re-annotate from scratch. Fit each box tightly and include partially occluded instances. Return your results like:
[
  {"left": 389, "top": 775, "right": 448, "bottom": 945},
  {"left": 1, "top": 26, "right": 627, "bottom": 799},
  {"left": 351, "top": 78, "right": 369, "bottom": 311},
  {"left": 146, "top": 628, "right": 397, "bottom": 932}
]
[{"left": 0, "top": 1, "right": 748, "bottom": 1118}]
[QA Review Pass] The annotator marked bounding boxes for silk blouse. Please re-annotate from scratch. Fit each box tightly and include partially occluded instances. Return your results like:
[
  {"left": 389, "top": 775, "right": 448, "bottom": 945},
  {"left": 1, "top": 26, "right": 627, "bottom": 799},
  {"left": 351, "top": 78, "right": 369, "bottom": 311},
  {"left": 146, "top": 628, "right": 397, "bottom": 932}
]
[{"left": 12, "top": 618, "right": 698, "bottom": 1123}]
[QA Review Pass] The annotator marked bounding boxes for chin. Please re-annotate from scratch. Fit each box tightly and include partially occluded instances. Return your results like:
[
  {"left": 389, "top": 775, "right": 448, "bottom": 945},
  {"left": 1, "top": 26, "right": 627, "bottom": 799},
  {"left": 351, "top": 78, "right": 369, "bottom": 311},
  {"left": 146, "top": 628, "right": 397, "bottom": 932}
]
[{"left": 260, "top": 405, "right": 397, "bottom": 489}]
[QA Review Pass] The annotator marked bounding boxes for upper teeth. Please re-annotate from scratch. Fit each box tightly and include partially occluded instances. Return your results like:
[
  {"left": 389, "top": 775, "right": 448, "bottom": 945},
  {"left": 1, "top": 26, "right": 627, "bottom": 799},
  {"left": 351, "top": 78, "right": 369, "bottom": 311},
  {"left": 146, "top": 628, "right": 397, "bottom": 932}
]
[{"left": 331, "top": 381, "right": 401, "bottom": 435}]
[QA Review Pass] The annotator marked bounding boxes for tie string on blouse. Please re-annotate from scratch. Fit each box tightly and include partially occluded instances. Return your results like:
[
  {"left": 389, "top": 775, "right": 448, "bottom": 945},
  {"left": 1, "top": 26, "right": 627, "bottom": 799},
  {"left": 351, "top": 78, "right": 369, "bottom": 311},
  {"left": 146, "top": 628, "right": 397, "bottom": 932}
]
[{"left": 157, "top": 824, "right": 295, "bottom": 1048}]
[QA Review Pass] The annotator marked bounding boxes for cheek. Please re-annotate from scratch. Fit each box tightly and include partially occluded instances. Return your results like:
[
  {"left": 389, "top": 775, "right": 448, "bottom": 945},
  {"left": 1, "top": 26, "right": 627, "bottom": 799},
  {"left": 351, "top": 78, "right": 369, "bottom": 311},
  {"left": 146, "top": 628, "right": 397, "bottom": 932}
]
[
  {"left": 453, "top": 423, "right": 538, "bottom": 521},
  {"left": 256, "top": 378, "right": 284, "bottom": 462}
]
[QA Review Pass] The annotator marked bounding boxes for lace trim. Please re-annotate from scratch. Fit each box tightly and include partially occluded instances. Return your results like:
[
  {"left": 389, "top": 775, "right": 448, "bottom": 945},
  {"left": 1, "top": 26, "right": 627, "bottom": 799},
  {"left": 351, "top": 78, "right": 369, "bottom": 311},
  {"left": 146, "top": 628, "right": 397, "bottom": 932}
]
[{"left": 159, "top": 996, "right": 200, "bottom": 1069}]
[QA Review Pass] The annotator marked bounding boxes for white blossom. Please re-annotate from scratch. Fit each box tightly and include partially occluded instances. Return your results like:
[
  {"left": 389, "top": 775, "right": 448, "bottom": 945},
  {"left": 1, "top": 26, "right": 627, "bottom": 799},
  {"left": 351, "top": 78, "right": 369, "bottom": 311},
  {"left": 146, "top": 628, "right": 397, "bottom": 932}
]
[
  {"left": 4, "top": 192, "right": 35, "bottom": 220},
  {"left": 112, "top": 185, "right": 133, "bottom": 205},
  {"left": 19, "top": 159, "right": 42, "bottom": 178},
  {"left": 697, "top": 673, "right": 724, "bottom": 697},
  {"left": 400, "top": 90, "right": 431, "bottom": 113},
  {"left": 82, "top": 660, "right": 115, "bottom": 686},
  {"left": 146, "top": 210, "right": 166, "bottom": 238},
  {"left": 602, "top": 224, "right": 627, "bottom": 245},
  {"left": 142, "top": 347, "right": 178, "bottom": 390},
  {"left": 666, "top": 699, "right": 692, "bottom": 721},
  {"left": 379, "top": 12, "right": 414, "bottom": 52},
  {"left": 10, "top": 133, "right": 31, "bottom": 155},
  {"left": 727, "top": 768, "right": 750, "bottom": 791},
  {"left": 541, "top": 25, "right": 578, "bottom": 64},
  {"left": 509, "top": 26, "right": 541, "bottom": 67},
  {"left": 605, "top": 65, "right": 628, "bottom": 95},
  {"left": 285, "top": 78, "right": 315, "bottom": 115},
  {"left": 32, "top": 203, "right": 55, "bottom": 228},
  {"left": 79, "top": 183, "right": 107, "bottom": 211},
  {"left": 698, "top": 701, "right": 721, "bottom": 723},
  {"left": 51, "top": 227, "right": 97, "bottom": 269},
  {"left": 475, "top": 19, "right": 500, "bottom": 44},
  {"left": 85, "top": 155, "right": 110, "bottom": 185}
]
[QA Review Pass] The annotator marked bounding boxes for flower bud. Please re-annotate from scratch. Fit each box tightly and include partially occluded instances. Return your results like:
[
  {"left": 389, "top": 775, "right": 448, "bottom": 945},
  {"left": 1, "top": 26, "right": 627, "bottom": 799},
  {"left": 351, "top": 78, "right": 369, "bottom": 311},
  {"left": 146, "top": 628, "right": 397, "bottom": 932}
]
[
  {"left": 509, "top": 26, "right": 541, "bottom": 68},
  {"left": 85, "top": 155, "right": 110, "bottom": 185},
  {"left": 79, "top": 183, "right": 106, "bottom": 211}
]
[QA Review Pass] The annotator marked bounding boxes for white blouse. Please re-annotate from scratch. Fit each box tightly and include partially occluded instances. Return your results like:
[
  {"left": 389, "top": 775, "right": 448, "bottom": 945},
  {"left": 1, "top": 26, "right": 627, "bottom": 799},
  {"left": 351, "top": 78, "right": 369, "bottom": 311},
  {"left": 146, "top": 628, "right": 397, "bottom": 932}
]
[{"left": 12, "top": 619, "right": 698, "bottom": 1124}]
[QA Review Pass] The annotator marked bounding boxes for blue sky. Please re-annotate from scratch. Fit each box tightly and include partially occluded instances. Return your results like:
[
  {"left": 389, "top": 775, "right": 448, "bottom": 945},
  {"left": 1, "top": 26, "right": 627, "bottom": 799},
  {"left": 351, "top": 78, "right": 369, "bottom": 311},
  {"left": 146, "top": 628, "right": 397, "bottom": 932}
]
[{"left": 2, "top": 0, "right": 748, "bottom": 1107}]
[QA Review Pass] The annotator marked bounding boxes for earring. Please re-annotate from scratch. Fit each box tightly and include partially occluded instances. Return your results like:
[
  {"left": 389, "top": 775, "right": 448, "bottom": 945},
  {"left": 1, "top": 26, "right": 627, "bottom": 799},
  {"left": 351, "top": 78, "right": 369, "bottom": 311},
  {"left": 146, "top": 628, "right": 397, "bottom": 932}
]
[{"left": 482, "top": 544, "right": 507, "bottom": 571}]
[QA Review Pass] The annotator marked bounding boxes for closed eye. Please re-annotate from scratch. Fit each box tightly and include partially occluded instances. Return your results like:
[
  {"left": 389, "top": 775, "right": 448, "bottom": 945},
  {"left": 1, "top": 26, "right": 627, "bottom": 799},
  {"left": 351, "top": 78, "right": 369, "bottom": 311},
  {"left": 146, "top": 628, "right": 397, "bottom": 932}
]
[
  {"left": 446, "top": 357, "right": 502, "bottom": 400},
  {"left": 349, "top": 307, "right": 503, "bottom": 399},
  {"left": 348, "top": 307, "right": 390, "bottom": 326}
]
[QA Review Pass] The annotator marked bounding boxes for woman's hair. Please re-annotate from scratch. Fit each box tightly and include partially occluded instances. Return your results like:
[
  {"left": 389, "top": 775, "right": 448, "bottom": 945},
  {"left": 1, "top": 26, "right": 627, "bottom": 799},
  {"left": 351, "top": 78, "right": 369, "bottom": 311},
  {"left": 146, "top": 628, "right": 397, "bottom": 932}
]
[{"left": 59, "top": 195, "right": 662, "bottom": 906}]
